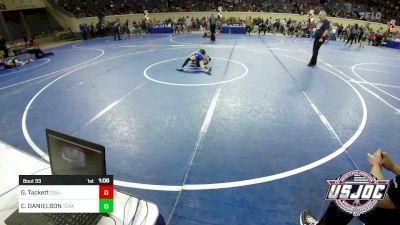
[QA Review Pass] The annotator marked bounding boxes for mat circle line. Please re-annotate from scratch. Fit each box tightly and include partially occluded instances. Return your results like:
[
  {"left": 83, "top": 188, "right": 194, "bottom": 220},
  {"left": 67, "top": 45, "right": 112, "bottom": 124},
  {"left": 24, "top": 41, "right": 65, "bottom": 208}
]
[
  {"left": 21, "top": 48, "right": 367, "bottom": 191},
  {"left": 143, "top": 57, "right": 248, "bottom": 86}
]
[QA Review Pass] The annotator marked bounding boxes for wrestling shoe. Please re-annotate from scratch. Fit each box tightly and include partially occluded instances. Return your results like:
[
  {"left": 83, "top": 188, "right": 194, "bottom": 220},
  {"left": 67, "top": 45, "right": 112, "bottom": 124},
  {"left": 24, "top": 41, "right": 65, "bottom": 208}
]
[{"left": 205, "top": 67, "right": 212, "bottom": 75}]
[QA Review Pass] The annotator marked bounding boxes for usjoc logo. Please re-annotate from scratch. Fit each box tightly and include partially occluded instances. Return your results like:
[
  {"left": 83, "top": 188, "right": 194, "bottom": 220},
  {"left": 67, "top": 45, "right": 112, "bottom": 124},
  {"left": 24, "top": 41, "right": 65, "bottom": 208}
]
[{"left": 325, "top": 170, "right": 389, "bottom": 216}]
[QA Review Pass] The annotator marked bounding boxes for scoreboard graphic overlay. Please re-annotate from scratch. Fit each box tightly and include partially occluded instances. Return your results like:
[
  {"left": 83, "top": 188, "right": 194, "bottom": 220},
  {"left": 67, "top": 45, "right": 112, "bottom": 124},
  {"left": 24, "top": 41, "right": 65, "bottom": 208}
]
[{"left": 18, "top": 175, "right": 113, "bottom": 213}]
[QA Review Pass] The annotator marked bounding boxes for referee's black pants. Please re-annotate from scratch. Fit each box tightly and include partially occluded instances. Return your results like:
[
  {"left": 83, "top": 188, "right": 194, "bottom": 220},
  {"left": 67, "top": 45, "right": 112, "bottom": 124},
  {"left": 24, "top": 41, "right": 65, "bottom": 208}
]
[
  {"left": 210, "top": 24, "right": 216, "bottom": 41},
  {"left": 210, "top": 24, "right": 216, "bottom": 34},
  {"left": 309, "top": 38, "right": 324, "bottom": 65},
  {"left": 114, "top": 30, "right": 121, "bottom": 40},
  {"left": 318, "top": 201, "right": 400, "bottom": 225}
]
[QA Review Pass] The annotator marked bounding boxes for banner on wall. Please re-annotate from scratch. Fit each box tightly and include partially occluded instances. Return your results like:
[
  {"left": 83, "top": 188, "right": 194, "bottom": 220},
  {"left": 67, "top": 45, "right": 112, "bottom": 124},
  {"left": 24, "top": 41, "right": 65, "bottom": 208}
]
[
  {"left": 358, "top": 11, "right": 382, "bottom": 21},
  {"left": 0, "top": 0, "right": 46, "bottom": 11}
]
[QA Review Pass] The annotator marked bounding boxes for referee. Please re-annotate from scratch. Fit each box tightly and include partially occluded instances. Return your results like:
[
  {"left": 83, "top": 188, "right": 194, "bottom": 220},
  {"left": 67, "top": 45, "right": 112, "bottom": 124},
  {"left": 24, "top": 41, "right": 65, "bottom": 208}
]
[
  {"left": 308, "top": 11, "right": 330, "bottom": 67},
  {"left": 209, "top": 14, "right": 216, "bottom": 41},
  {"left": 113, "top": 19, "right": 121, "bottom": 41}
]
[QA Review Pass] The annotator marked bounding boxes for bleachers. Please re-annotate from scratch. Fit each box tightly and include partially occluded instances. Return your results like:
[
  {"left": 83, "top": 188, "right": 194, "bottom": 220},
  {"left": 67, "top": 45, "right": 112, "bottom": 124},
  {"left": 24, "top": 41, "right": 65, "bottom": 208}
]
[{"left": 55, "top": 0, "right": 400, "bottom": 25}]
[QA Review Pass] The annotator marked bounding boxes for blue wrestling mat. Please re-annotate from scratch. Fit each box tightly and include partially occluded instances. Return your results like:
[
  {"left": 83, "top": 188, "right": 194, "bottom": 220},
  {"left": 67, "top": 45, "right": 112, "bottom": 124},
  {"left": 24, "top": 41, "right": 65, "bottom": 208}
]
[{"left": 1, "top": 33, "right": 399, "bottom": 225}]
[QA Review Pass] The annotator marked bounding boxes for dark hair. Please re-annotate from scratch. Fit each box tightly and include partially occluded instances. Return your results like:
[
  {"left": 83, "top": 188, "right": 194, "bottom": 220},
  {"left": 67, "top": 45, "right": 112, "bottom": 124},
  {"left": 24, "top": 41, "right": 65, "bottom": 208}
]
[{"left": 199, "top": 49, "right": 206, "bottom": 55}]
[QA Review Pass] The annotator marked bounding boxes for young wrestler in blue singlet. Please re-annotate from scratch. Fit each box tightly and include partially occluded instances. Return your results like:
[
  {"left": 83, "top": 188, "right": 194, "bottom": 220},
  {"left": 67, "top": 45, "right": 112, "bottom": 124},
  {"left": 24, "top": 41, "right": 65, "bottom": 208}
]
[{"left": 178, "top": 49, "right": 211, "bottom": 74}]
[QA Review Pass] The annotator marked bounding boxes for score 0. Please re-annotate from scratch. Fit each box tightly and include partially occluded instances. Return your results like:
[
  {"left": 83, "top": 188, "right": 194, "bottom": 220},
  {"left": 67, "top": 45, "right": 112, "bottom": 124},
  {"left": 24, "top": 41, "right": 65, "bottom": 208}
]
[{"left": 99, "top": 184, "right": 113, "bottom": 213}]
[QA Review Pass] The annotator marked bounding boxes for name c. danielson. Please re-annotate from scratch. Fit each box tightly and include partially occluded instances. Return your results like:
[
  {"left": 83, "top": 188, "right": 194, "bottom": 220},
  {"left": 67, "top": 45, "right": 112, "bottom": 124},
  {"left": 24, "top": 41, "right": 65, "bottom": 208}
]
[{"left": 27, "top": 203, "right": 62, "bottom": 209}]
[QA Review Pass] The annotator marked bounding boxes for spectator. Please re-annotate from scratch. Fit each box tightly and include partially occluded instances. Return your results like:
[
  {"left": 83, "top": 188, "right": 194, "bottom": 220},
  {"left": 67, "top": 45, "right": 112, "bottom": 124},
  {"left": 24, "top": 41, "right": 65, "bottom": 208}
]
[
  {"left": 345, "top": 24, "right": 359, "bottom": 47},
  {"left": 90, "top": 23, "right": 96, "bottom": 39},
  {"left": 287, "top": 18, "right": 293, "bottom": 36},
  {"left": 22, "top": 32, "right": 28, "bottom": 44},
  {"left": 280, "top": 18, "right": 287, "bottom": 35},
  {"left": 272, "top": 19, "right": 279, "bottom": 34},
  {"left": 79, "top": 23, "right": 89, "bottom": 40},
  {"left": 358, "top": 26, "right": 365, "bottom": 43},
  {"left": 125, "top": 22, "right": 134, "bottom": 39},
  {"left": 288, "top": 22, "right": 295, "bottom": 37},
  {"left": 173, "top": 18, "right": 179, "bottom": 33},
  {"left": 258, "top": 19, "right": 267, "bottom": 35},
  {"left": 266, "top": 17, "right": 272, "bottom": 33},
  {"left": 96, "top": 22, "right": 105, "bottom": 37},
  {"left": 360, "top": 28, "right": 368, "bottom": 47},
  {"left": 245, "top": 17, "right": 253, "bottom": 35},
  {"left": 0, "top": 35, "right": 9, "bottom": 58},
  {"left": 336, "top": 24, "right": 343, "bottom": 41},
  {"left": 123, "top": 19, "right": 129, "bottom": 39},
  {"left": 185, "top": 16, "right": 192, "bottom": 33},
  {"left": 368, "top": 31, "right": 376, "bottom": 45}
]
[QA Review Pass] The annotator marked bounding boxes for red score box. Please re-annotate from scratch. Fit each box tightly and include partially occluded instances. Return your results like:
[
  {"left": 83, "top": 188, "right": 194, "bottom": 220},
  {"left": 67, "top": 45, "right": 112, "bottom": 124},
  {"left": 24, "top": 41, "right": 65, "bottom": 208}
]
[{"left": 99, "top": 185, "right": 114, "bottom": 199}]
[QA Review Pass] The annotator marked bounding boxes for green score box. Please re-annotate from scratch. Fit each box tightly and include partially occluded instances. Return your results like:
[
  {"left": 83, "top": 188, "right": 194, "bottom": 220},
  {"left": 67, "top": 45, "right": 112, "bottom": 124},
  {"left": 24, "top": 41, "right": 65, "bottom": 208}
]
[{"left": 99, "top": 199, "right": 114, "bottom": 213}]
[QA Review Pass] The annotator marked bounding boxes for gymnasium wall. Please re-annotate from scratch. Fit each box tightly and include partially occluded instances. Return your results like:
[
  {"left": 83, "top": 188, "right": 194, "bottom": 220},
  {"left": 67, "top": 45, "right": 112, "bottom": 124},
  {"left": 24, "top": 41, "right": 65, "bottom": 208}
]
[
  {"left": 0, "top": 0, "right": 46, "bottom": 11},
  {"left": 0, "top": 8, "right": 62, "bottom": 40}
]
